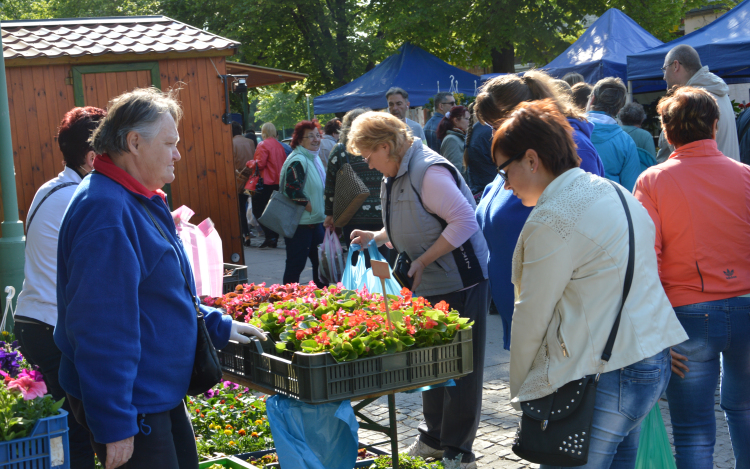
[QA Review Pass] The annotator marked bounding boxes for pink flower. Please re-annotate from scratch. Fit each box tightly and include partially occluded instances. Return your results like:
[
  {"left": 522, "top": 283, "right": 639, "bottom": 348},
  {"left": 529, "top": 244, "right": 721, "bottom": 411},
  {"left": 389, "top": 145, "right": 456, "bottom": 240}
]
[
  {"left": 7, "top": 376, "right": 47, "bottom": 400},
  {"left": 19, "top": 369, "right": 44, "bottom": 382}
]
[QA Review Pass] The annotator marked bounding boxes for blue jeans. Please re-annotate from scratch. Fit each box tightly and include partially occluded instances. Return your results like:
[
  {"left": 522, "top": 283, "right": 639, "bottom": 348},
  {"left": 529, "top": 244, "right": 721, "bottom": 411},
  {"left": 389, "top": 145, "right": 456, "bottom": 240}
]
[
  {"left": 666, "top": 297, "right": 750, "bottom": 469},
  {"left": 541, "top": 348, "right": 671, "bottom": 469}
]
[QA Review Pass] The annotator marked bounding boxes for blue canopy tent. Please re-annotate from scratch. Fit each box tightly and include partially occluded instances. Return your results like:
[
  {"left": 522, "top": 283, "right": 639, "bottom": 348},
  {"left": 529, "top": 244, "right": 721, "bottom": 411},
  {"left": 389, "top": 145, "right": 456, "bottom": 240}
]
[
  {"left": 627, "top": 0, "right": 750, "bottom": 83},
  {"left": 314, "top": 43, "right": 481, "bottom": 114},
  {"left": 539, "top": 9, "right": 663, "bottom": 85}
]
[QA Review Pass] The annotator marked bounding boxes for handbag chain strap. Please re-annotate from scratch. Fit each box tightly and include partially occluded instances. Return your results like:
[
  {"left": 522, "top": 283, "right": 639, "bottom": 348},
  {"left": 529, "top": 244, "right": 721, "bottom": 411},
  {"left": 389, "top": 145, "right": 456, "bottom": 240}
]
[
  {"left": 601, "top": 180, "right": 635, "bottom": 364},
  {"left": 136, "top": 198, "right": 200, "bottom": 315}
]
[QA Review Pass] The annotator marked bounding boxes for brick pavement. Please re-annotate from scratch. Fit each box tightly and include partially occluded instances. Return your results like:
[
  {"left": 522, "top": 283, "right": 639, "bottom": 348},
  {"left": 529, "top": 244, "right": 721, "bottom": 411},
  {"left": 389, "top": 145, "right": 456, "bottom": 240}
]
[{"left": 243, "top": 243, "right": 736, "bottom": 468}]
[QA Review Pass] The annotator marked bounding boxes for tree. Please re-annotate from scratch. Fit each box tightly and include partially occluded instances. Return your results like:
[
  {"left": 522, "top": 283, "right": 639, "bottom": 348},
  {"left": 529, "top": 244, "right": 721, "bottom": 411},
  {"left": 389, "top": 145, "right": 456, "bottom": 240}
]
[{"left": 254, "top": 84, "right": 335, "bottom": 138}]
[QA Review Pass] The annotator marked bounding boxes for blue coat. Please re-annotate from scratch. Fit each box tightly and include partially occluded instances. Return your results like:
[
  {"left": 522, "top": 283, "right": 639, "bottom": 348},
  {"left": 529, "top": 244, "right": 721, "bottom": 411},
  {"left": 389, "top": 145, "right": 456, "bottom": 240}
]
[
  {"left": 588, "top": 111, "right": 641, "bottom": 191},
  {"left": 55, "top": 172, "right": 232, "bottom": 444},
  {"left": 475, "top": 118, "right": 604, "bottom": 349},
  {"left": 465, "top": 122, "right": 497, "bottom": 195},
  {"left": 424, "top": 112, "right": 443, "bottom": 152}
]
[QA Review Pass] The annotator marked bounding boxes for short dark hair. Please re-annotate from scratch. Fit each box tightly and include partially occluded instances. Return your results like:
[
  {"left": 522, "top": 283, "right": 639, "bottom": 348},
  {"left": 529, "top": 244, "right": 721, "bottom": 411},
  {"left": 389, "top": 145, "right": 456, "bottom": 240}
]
[
  {"left": 58, "top": 106, "right": 107, "bottom": 168},
  {"left": 491, "top": 99, "right": 580, "bottom": 177},
  {"left": 658, "top": 86, "right": 719, "bottom": 148},
  {"left": 562, "top": 72, "right": 585, "bottom": 86},
  {"left": 666, "top": 45, "right": 702, "bottom": 76},
  {"left": 571, "top": 83, "right": 593, "bottom": 111},
  {"left": 324, "top": 118, "right": 342, "bottom": 135},
  {"left": 590, "top": 77, "right": 627, "bottom": 117},
  {"left": 618, "top": 102, "right": 647, "bottom": 126},
  {"left": 231, "top": 122, "right": 243, "bottom": 137},
  {"left": 434, "top": 92, "right": 453, "bottom": 107},
  {"left": 386, "top": 87, "right": 408, "bottom": 100}
]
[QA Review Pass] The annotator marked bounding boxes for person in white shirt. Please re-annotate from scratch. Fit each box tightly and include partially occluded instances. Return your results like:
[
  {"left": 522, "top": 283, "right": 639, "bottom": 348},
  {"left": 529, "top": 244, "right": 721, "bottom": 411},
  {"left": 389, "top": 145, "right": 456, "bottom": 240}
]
[
  {"left": 386, "top": 87, "right": 426, "bottom": 142},
  {"left": 14, "top": 106, "right": 106, "bottom": 469}
]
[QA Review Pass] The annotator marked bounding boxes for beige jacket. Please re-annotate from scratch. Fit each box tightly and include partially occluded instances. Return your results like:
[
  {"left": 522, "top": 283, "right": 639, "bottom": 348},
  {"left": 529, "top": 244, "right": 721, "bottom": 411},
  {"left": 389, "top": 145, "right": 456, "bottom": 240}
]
[{"left": 509, "top": 168, "right": 687, "bottom": 409}]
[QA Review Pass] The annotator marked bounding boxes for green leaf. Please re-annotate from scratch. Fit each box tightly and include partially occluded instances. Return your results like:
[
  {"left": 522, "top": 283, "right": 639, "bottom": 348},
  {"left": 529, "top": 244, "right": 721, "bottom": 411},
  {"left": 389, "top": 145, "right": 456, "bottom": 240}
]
[{"left": 275, "top": 342, "right": 287, "bottom": 352}]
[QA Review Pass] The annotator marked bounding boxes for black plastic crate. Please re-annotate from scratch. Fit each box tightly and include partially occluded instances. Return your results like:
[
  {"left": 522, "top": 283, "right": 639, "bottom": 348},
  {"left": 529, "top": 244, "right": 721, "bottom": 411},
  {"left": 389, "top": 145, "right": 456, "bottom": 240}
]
[
  {"left": 237, "top": 446, "right": 387, "bottom": 468},
  {"left": 225, "top": 328, "right": 472, "bottom": 404},
  {"left": 223, "top": 263, "right": 248, "bottom": 294}
]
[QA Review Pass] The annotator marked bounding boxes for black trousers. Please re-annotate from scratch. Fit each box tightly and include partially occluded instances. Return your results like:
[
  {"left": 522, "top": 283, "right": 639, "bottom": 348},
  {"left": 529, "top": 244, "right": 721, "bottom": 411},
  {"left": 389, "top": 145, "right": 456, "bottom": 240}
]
[
  {"left": 283, "top": 223, "right": 325, "bottom": 287},
  {"left": 419, "top": 280, "right": 490, "bottom": 463},
  {"left": 68, "top": 395, "right": 198, "bottom": 469},
  {"left": 237, "top": 192, "right": 250, "bottom": 238},
  {"left": 252, "top": 184, "right": 280, "bottom": 241},
  {"left": 15, "top": 320, "right": 96, "bottom": 469}
]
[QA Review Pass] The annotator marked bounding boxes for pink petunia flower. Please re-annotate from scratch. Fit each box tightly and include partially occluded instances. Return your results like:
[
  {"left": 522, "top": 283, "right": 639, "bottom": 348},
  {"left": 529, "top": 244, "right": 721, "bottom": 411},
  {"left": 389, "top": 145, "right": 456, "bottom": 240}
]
[
  {"left": 7, "top": 376, "right": 47, "bottom": 400},
  {"left": 18, "top": 369, "right": 44, "bottom": 382}
]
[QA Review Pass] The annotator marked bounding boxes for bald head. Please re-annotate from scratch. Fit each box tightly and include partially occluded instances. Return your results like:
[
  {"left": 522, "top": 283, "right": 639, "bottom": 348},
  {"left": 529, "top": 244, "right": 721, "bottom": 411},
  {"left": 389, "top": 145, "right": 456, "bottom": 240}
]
[{"left": 663, "top": 45, "right": 702, "bottom": 87}]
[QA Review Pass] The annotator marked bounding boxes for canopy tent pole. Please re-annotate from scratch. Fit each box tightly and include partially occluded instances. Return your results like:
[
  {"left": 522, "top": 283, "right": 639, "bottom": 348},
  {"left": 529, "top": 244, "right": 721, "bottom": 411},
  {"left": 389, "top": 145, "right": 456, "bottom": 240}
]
[{"left": 627, "top": 80, "right": 633, "bottom": 103}]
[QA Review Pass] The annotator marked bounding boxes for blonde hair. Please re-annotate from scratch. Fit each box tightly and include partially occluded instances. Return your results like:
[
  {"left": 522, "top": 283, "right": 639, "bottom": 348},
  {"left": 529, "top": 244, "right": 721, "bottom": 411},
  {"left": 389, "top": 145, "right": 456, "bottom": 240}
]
[
  {"left": 346, "top": 111, "right": 413, "bottom": 162},
  {"left": 474, "top": 70, "right": 582, "bottom": 127},
  {"left": 261, "top": 122, "right": 277, "bottom": 139}
]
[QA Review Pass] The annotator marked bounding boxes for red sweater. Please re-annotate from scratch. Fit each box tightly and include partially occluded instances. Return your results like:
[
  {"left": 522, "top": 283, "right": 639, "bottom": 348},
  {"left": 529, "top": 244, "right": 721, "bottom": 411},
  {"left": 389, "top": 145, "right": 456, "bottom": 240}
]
[
  {"left": 253, "top": 138, "right": 287, "bottom": 185},
  {"left": 634, "top": 139, "right": 750, "bottom": 307}
]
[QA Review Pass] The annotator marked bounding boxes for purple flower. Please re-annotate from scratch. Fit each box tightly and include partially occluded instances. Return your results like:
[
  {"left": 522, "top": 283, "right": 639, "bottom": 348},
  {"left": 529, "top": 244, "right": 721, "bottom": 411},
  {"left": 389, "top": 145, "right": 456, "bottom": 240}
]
[
  {"left": 203, "top": 389, "right": 216, "bottom": 398},
  {"left": 0, "top": 349, "right": 21, "bottom": 377}
]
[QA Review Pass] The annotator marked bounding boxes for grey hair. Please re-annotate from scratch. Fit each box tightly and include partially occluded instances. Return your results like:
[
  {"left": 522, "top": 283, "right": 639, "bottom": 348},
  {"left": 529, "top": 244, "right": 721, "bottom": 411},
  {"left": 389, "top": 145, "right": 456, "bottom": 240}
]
[
  {"left": 434, "top": 91, "right": 453, "bottom": 106},
  {"left": 590, "top": 77, "right": 628, "bottom": 117},
  {"left": 562, "top": 72, "right": 585, "bottom": 86},
  {"left": 90, "top": 87, "right": 183, "bottom": 155},
  {"left": 666, "top": 44, "right": 702, "bottom": 75},
  {"left": 339, "top": 107, "right": 371, "bottom": 146},
  {"left": 386, "top": 87, "right": 409, "bottom": 100},
  {"left": 618, "top": 102, "right": 647, "bottom": 126}
]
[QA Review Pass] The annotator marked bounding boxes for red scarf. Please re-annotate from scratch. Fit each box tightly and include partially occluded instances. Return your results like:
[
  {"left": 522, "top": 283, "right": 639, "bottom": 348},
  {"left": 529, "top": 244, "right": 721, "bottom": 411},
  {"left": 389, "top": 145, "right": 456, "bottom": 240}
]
[{"left": 93, "top": 154, "right": 167, "bottom": 204}]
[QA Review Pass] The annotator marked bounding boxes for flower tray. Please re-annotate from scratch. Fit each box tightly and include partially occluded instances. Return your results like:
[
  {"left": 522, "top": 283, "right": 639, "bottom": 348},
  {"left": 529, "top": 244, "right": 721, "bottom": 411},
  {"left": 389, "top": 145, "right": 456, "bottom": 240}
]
[
  {"left": 223, "top": 264, "right": 248, "bottom": 294},
  {"left": 199, "top": 456, "right": 259, "bottom": 468},
  {"left": 0, "top": 409, "right": 69, "bottom": 469},
  {"left": 218, "top": 328, "right": 473, "bottom": 404},
  {"left": 237, "top": 446, "right": 387, "bottom": 468}
]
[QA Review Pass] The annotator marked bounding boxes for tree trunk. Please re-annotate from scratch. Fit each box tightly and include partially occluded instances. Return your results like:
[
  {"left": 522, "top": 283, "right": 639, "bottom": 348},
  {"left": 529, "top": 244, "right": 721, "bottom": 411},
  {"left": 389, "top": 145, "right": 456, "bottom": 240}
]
[{"left": 491, "top": 46, "right": 515, "bottom": 73}]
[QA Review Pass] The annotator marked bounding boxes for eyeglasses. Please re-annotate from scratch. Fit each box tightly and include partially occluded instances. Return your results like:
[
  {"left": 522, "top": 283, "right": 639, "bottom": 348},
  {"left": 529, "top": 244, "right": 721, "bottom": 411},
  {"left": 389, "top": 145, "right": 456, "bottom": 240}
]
[
  {"left": 363, "top": 150, "right": 374, "bottom": 163},
  {"left": 496, "top": 150, "right": 527, "bottom": 183},
  {"left": 442, "top": 101, "right": 456, "bottom": 107},
  {"left": 302, "top": 134, "right": 321, "bottom": 140},
  {"left": 661, "top": 60, "right": 681, "bottom": 72}
]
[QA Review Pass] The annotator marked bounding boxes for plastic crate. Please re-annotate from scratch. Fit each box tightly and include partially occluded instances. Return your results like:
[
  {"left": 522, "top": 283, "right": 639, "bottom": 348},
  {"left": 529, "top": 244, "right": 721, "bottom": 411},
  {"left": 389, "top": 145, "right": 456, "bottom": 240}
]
[
  {"left": 237, "top": 446, "right": 387, "bottom": 468},
  {"left": 0, "top": 409, "right": 70, "bottom": 469},
  {"left": 199, "top": 456, "right": 259, "bottom": 468},
  {"left": 228, "top": 328, "right": 472, "bottom": 404},
  {"left": 218, "top": 340, "right": 248, "bottom": 379},
  {"left": 223, "top": 263, "right": 248, "bottom": 294}
]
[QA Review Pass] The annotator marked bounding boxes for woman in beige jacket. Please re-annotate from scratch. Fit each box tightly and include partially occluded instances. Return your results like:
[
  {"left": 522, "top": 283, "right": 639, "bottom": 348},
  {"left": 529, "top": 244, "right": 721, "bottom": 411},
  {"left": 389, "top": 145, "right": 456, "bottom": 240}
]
[{"left": 494, "top": 100, "right": 687, "bottom": 468}]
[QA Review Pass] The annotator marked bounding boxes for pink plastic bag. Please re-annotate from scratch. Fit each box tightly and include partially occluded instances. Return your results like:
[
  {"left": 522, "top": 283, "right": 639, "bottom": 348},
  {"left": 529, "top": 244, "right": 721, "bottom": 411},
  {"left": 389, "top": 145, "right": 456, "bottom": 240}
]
[{"left": 172, "top": 206, "right": 224, "bottom": 297}]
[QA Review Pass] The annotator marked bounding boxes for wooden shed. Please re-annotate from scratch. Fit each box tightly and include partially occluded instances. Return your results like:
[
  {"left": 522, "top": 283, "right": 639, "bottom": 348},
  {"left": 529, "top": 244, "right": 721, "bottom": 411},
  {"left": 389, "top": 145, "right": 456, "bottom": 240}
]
[{"left": 1, "top": 16, "right": 305, "bottom": 263}]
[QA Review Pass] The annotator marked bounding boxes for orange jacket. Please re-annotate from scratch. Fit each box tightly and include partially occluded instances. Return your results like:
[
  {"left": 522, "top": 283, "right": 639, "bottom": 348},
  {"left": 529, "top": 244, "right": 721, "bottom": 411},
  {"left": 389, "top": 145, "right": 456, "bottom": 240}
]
[
  {"left": 634, "top": 139, "right": 750, "bottom": 307},
  {"left": 254, "top": 138, "right": 287, "bottom": 185}
]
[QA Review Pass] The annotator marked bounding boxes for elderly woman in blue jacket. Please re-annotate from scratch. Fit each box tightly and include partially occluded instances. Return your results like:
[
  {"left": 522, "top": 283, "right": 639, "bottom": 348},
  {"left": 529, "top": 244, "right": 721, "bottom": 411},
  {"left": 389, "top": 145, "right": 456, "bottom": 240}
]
[
  {"left": 474, "top": 70, "right": 605, "bottom": 349},
  {"left": 55, "top": 88, "right": 264, "bottom": 469}
]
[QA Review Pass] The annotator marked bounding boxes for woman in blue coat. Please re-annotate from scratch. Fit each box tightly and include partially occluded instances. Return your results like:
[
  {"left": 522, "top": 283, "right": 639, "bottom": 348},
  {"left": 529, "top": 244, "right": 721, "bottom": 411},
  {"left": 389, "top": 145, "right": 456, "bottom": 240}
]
[{"left": 473, "top": 71, "right": 605, "bottom": 349}]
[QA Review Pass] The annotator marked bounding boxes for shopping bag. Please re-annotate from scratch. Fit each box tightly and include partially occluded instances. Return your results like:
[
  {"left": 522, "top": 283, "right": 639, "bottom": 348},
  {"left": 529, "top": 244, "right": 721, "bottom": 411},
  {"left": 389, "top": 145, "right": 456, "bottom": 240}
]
[
  {"left": 246, "top": 198, "right": 260, "bottom": 229},
  {"left": 171, "top": 205, "right": 224, "bottom": 297},
  {"left": 634, "top": 404, "right": 677, "bottom": 469},
  {"left": 266, "top": 394, "right": 358, "bottom": 469},
  {"left": 318, "top": 227, "right": 345, "bottom": 286},
  {"left": 341, "top": 241, "right": 400, "bottom": 296}
]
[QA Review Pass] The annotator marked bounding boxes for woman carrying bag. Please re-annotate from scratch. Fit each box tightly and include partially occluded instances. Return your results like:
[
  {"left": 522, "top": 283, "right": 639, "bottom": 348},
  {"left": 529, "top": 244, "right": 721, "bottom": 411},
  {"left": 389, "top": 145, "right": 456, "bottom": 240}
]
[{"left": 495, "top": 99, "right": 686, "bottom": 469}]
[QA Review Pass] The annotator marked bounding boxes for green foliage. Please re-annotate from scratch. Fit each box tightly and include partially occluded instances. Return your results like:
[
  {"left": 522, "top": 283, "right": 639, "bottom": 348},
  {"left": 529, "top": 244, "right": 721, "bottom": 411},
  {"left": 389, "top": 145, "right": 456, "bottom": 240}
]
[
  {"left": 370, "top": 453, "right": 444, "bottom": 469},
  {"left": 0, "top": 390, "right": 64, "bottom": 442},
  {"left": 254, "top": 84, "right": 335, "bottom": 136},
  {"left": 1, "top": 0, "right": 160, "bottom": 20}
]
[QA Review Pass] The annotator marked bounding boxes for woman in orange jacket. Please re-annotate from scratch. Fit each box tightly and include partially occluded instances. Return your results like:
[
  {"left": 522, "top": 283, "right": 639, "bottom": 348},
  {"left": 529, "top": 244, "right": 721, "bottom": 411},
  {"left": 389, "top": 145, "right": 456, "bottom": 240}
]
[{"left": 634, "top": 86, "right": 750, "bottom": 469}]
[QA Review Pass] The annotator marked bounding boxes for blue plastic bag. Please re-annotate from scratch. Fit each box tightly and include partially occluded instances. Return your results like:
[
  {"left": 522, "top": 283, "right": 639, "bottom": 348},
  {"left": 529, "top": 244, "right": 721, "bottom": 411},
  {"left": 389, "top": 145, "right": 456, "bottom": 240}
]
[
  {"left": 266, "top": 395, "right": 359, "bottom": 469},
  {"left": 342, "top": 241, "right": 401, "bottom": 296}
]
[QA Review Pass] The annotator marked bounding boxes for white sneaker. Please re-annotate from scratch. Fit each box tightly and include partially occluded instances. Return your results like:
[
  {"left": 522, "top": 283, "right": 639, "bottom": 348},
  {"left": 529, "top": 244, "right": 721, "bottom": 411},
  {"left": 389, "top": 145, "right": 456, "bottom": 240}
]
[
  {"left": 442, "top": 454, "right": 477, "bottom": 469},
  {"left": 405, "top": 439, "right": 444, "bottom": 460}
]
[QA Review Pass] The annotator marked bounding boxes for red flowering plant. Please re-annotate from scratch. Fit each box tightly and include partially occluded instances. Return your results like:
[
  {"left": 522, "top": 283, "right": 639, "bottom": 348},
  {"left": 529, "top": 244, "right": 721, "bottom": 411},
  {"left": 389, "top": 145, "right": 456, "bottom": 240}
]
[
  {"left": 0, "top": 334, "right": 64, "bottom": 441},
  {"left": 241, "top": 286, "right": 473, "bottom": 362}
]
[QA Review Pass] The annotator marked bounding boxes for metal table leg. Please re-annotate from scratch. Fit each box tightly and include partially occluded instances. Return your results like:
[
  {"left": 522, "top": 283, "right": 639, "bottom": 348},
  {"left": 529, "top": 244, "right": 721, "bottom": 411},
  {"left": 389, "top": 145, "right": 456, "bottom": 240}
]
[
  {"left": 388, "top": 393, "right": 399, "bottom": 469},
  {"left": 352, "top": 393, "right": 400, "bottom": 468}
]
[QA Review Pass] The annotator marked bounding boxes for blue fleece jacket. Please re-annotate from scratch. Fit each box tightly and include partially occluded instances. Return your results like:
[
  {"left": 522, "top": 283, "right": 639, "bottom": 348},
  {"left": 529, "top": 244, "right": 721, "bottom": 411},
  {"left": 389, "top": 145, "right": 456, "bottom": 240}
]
[
  {"left": 475, "top": 118, "right": 604, "bottom": 349},
  {"left": 587, "top": 111, "right": 641, "bottom": 191},
  {"left": 54, "top": 172, "right": 232, "bottom": 444}
]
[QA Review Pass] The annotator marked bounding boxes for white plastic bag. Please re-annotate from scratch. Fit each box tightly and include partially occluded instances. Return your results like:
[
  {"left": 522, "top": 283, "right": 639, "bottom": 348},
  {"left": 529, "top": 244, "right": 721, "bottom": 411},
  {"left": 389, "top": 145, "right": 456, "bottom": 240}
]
[
  {"left": 318, "top": 228, "right": 345, "bottom": 286},
  {"left": 172, "top": 205, "right": 224, "bottom": 297}
]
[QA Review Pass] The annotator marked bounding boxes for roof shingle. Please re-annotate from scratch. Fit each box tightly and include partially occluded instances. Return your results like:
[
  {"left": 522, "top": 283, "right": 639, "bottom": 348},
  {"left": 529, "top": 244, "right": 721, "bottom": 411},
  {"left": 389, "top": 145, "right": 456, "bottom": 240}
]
[{"left": 2, "top": 15, "right": 238, "bottom": 60}]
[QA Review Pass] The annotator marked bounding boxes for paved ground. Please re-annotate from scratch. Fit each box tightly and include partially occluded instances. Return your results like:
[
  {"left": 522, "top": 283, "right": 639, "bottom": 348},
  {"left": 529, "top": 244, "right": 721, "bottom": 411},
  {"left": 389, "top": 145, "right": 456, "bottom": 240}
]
[{"left": 242, "top": 237, "right": 736, "bottom": 468}]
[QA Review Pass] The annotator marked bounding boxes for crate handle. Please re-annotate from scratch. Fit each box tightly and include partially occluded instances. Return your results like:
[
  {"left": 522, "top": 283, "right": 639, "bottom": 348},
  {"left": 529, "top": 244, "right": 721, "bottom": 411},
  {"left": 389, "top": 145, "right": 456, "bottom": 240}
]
[{"left": 251, "top": 338, "right": 294, "bottom": 365}]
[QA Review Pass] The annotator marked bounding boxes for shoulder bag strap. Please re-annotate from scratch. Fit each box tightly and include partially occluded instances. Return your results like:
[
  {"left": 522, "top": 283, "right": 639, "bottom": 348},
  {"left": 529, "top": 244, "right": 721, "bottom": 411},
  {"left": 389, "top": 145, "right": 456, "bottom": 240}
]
[
  {"left": 136, "top": 198, "right": 200, "bottom": 315},
  {"left": 26, "top": 182, "right": 78, "bottom": 234},
  {"left": 279, "top": 154, "right": 312, "bottom": 195},
  {"left": 601, "top": 180, "right": 635, "bottom": 363}
]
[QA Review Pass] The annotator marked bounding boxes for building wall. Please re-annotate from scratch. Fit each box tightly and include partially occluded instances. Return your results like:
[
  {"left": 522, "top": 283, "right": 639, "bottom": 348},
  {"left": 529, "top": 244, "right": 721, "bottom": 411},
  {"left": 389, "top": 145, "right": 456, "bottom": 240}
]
[
  {"left": 684, "top": 11, "right": 723, "bottom": 35},
  {"left": 1, "top": 55, "right": 243, "bottom": 263}
]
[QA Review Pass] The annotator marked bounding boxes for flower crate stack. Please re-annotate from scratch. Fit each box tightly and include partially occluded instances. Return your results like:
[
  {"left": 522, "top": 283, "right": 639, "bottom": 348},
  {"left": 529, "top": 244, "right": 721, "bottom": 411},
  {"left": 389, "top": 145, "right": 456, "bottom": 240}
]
[
  {"left": 0, "top": 336, "right": 69, "bottom": 469},
  {"left": 206, "top": 283, "right": 474, "bottom": 404}
]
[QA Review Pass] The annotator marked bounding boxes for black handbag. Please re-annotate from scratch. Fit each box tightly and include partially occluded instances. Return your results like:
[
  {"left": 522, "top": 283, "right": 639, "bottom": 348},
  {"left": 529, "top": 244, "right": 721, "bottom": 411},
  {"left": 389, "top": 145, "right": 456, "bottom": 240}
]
[
  {"left": 137, "top": 199, "right": 223, "bottom": 396},
  {"left": 392, "top": 251, "right": 414, "bottom": 290},
  {"left": 511, "top": 180, "right": 635, "bottom": 466}
]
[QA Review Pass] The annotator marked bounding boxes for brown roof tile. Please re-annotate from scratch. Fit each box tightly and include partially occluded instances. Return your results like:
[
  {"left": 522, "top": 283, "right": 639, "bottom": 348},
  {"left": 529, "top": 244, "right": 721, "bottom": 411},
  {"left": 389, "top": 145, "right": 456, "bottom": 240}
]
[{"left": 2, "top": 16, "right": 239, "bottom": 60}]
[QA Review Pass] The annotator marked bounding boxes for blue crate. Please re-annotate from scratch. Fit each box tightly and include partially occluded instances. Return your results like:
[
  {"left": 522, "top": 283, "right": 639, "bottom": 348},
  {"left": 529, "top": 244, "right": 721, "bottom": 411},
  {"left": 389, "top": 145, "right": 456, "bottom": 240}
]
[{"left": 0, "top": 409, "right": 70, "bottom": 469}]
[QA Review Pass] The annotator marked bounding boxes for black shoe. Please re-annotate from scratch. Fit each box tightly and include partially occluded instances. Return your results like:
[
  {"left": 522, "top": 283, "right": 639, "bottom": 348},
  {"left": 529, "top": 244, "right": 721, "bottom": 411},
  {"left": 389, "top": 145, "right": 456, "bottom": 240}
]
[
  {"left": 243, "top": 235, "right": 252, "bottom": 247},
  {"left": 259, "top": 239, "right": 278, "bottom": 249}
]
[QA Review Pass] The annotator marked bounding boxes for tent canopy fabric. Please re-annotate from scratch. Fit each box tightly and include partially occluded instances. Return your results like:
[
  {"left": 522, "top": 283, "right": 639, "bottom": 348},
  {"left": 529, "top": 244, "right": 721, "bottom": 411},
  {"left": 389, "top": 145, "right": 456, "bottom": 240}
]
[
  {"left": 627, "top": 0, "right": 750, "bottom": 81},
  {"left": 540, "top": 8, "right": 663, "bottom": 84},
  {"left": 314, "top": 43, "right": 480, "bottom": 114}
]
